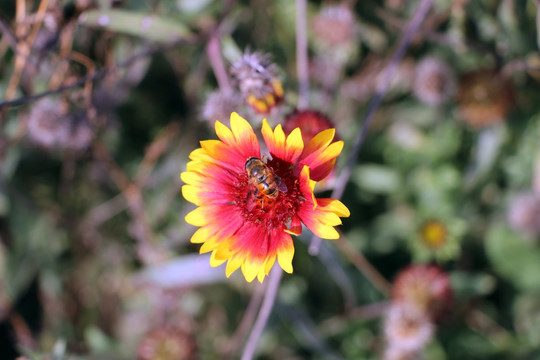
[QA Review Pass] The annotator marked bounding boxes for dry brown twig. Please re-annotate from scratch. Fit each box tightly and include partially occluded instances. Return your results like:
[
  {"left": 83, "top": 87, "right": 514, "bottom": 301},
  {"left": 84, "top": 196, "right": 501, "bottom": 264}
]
[
  {"left": 4, "top": 0, "right": 49, "bottom": 118},
  {"left": 92, "top": 141, "right": 157, "bottom": 264},
  {"left": 334, "top": 231, "right": 392, "bottom": 297},
  {"left": 223, "top": 283, "right": 267, "bottom": 359},
  {"left": 135, "top": 122, "right": 181, "bottom": 187}
]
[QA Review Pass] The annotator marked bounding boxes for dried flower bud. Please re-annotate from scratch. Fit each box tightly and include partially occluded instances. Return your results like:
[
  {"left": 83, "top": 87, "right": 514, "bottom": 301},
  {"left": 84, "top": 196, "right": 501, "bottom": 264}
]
[
  {"left": 507, "top": 192, "right": 540, "bottom": 238},
  {"left": 385, "top": 0, "right": 406, "bottom": 10},
  {"left": 312, "top": 4, "right": 356, "bottom": 47},
  {"left": 383, "top": 302, "right": 434, "bottom": 355},
  {"left": 413, "top": 57, "right": 456, "bottom": 106},
  {"left": 392, "top": 264, "right": 453, "bottom": 321},
  {"left": 27, "top": 98, "right": 93, "bottom": 152},
  {"left": 63, "top": 111, "right": 94, "bottom": 151},
  {"left": 27, "top": 98, "right": 70, "bottom": 149},
  {"left": 283, "top": 109, "right": 338, "bottom": 144},
  {"left": 230, "top": 50, "right": 283, "bottom": 114},
  {"left": 457, "top": 69, "right": 514, "bottom": 128},
  {"left": 138, "top": 327, "right": 195, "bottom": 360},
  {"left": 201, "top": 90, "right": 242, "bottom": 126}
]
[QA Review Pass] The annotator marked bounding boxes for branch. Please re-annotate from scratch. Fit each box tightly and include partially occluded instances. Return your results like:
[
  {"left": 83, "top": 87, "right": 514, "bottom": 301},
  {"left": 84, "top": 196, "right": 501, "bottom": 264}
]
[
  {"left": 0, "top": 38, "right": 195, "bottom": 110},
  {"left": 296, "top": 0, "right": 309, "bottom": 109},
  {"left": 309, "top": 0, "right": 435, "bottom": 255},
  {"left": 241, "top": 266, "right": 283, "bottom": 360}
]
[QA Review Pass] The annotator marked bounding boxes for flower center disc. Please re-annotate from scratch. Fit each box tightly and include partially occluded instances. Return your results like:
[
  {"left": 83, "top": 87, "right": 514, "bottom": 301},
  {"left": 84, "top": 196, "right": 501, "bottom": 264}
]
[
  {"left": 420, "top": 221, "right": 447, "bottom": 249},
  {"left": 236, "top": 158, "right": 303, "bottom": 230}
]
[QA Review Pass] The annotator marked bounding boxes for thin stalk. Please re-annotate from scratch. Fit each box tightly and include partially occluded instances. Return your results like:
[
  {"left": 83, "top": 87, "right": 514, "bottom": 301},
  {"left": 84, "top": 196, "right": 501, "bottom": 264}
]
[
  {"left": 241, "top": 266, "right": 283, "bottom": 360},
  {"left": 309, "top": 0, "right": 435, "bottom": 255},
  {"left": 296, "top": 0, "right": 309, "bottom": 109}
]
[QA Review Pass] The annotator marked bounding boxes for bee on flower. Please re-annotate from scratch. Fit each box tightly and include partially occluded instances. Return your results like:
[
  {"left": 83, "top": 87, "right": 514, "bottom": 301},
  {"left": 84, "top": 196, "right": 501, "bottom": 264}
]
[
  {"left": 244, "top": 156, "right": 288, "bottom": 210},
  {"left": 180, "top": 112, "right": 349, "bottom": 282}
]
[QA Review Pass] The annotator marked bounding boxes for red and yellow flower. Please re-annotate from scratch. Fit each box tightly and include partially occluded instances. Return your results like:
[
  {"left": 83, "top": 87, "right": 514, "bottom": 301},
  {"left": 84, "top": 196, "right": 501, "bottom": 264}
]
[{"left": 181, "top": 112, "right": 349, "bottom": 282}]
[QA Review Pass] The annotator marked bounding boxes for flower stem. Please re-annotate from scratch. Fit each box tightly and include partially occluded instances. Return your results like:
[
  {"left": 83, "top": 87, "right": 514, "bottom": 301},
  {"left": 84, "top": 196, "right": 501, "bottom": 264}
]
[
  {"left": 224, "top": 281, "right": 267, "bottom": 358},
  {"left": 207, "top": 31, "right": 232, "bottom": 91},
  {"left": 335, "top": 236, "right": 392, "bottom": 297},
  {"left": 241, "top": 266, "right": 283, "bottom": 360},
  {"left": 296, "top": 0, "right": 309, "bottom": 109},
  {"left": 309, "top": 0, "right": 435, "bottom": 256}
]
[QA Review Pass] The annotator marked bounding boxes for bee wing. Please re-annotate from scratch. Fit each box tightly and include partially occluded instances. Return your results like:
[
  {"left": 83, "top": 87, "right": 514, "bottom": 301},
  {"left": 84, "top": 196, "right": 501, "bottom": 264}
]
[
  {"left": 246, "top": 184, "right": 259, "bottom": 211},
  {"left": 276, "top": 178, "right": 288, "bottom": 193},
  {"left": 246, "top": 194, "right": 257, "bottom": 211}
]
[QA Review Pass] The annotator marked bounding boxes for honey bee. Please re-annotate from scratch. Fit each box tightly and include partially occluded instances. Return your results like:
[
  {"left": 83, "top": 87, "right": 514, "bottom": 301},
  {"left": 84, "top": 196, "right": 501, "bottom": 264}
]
[{"left": 245, "top": 157, "right": 288, "bottom": 210}]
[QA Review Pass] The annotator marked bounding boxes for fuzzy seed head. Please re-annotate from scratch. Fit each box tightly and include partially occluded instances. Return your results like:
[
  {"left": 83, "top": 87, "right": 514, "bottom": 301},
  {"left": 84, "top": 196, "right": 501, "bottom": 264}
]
[
  {"left": 457, "top": 69, "right": 515, "bottom": 128},
  {"left": 413, "top": 57, "right": 456, "bottom": 106},
  {"left": 138, "top": 327, "right": 195, "bottom": 360},
  {"left": 27, "top": 98, "right": 70, "bottom": 148},
  {"left": 230, "top": 51, "right": 280, "bottom": 99},
  {"left": 312, "top": 5, "right": 356, "bottom": 46},
  {"left": 201, "top": 90, "right": 243, "bottom": 126},
  {"left": 392, "top": 264, "right": 453, "bottom": 321},
  {"left": 384, "top": 302, "right": 434, "bottom": 354}
]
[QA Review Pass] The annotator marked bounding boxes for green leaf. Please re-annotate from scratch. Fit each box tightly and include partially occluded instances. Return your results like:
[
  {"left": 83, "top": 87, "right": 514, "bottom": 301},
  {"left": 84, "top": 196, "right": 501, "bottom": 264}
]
[
  {"left": 486, "top": 223, "right": 540, "bottom": 291},
  {"left": 464, "top": 125, "right": 507, "bottom": 189},
  {"left": 353, "top": 164, "right": 401, "bottom": 194},
  {"left": 78, "top": 10, "right": 191, "bottom": 43},
  {"left": 451, "top": 271, "right": 497, "bottom": 300}
]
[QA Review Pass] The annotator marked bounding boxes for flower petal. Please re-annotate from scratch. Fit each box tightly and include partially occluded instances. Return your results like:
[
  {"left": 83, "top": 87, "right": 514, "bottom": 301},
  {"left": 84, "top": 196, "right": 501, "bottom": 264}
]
[
  {"left": 304, "top": 128, "right": 335, "bottom": 155},
  {"left": 242, "top": 257, "right": 265, "bottom": 283},
  {"left": 276, "top": 234, "right": 294, "bottom": 274},
  {"left": 215, "top": 120, "right": 235, "bottom": 144},
  {"left": 185, "top": 206, "right": 210, "bottom": 227},
  {"left": 262, "top": 119, "right": 303, "bottom": 163},
  {"left": 302, "top": 141, "right": 344, "bottom": 180},
  {"left": 190, "top": 226, "right": 213, "bottom": 244},
  {"left": 181, "top": 184, "right": 201, "bottom": 205},
  {"left": 210, "top": 250, "right": 227, "bottom": 267},
  {"left": 230, "top": 112, "right": 258, "bottom": 149},
  {"left": 225, "top": 252, "right": 245, "bottom": 277},
  {"left": 284, "top": 216, "right": 303, "bottom": 235},
  {"left": 264, "top": 254, "right": 276, "bottom": 276},
  {"left": 317, "top": 198, "right": 351, "bottom": 218},
  {"left": 200, "top": 235, "right": 222, "bottom": 253},
  {"left": 298, "top": 197, "right": 350, "bottom": 240}
]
